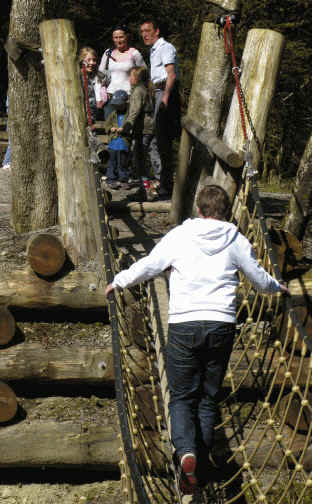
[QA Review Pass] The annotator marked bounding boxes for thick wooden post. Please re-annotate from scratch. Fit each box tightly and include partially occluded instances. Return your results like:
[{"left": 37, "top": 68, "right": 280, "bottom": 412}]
[
  {"left": 170, "top": 0, "right": 241, "bottom": 224},
  {"left": 284, "top": 133, "right": 312, "bottom": 258},
  {"left": 39, "top": 19, "right": 102, "bottom": 265},
  {"left": 213, "top": 29, "right": 285, "bottom": 202}
]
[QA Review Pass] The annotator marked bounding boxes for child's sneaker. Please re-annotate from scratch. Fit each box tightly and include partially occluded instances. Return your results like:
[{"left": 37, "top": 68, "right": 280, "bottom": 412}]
[
  {"left": 2, "top": 164, "right": 11, "bottom": 170},
  {"left": 179, "top": 452, "right": 197, "bottom": 495}
]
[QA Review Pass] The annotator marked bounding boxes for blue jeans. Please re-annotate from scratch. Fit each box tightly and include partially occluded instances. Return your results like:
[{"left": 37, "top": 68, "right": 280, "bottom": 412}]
[
  {"left": 106, "top": 149, "right": 130, "bottom": 182},
  {"left": 166, "top": 321, "right": 235, "bottom": 458},
  {"left": 3, "top": 140, "right": 11, "bottom": 166},
  {"left": 3, "top": 112, "right": 11, "bottom": 166}
]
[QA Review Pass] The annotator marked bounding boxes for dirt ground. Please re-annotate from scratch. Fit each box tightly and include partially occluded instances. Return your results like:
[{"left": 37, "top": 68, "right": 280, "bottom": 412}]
[{"left": 0, "top": 167, "right": 174, "bottom": 504}]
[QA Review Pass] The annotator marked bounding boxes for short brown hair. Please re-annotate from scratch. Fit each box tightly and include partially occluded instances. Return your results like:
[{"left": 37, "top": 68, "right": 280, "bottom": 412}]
[{"left": 196, "top": 185, "right": 230, "bottom": 220}]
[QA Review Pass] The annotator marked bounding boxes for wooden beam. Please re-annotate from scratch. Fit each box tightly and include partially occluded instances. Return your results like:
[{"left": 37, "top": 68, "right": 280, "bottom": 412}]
[
  {"left": 109, "top": 200, "right": 171, "bottom": 214},
  {"left": 0, "top": 419, "right": 168, "bottom": 472},
  {"left": 0, "top": 269, "right": 108, "bottom": 310},
  {"left": 182, "top": 116, "right": 243, "bottom": 167},
  {"left": 0, "top": 420, "right": 120, "bottom": 469},
  {"left": 0, "top": 344, "right": 150, "bottom": 385}
]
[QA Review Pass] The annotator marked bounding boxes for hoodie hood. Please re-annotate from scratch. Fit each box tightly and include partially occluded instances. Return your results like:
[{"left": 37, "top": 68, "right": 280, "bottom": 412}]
[{"left": 181, "top": 218, "right": 238, "bottom": 255}]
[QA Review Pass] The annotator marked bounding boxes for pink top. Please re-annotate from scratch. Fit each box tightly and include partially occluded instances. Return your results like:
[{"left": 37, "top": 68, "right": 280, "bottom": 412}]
[{"left": 99, "top": 47, "right": 146, "bottom": 95}]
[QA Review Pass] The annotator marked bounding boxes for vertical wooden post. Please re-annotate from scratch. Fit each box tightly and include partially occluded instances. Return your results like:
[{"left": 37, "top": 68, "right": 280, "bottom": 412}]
[
  {"left": 39, "top": 19, "right": 102, "bottom": 265},
  {"left": 284, "top": 133, "right": 312, "bottom": 259},
  {"left": 170, "top": 0, "right": 241, "bottom": 224},
  {"left": 213, "top": 29, "right": 285, "bottom": 203}
]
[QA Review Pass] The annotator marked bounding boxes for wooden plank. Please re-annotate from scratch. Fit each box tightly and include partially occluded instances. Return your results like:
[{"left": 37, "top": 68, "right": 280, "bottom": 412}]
[
  {"left": 182, "top": 116, "right": 243, "bottom": 167},
  {"left": 0, "top": 420, "right": 120, "bottom": 469},
  {"left": 0, "top": 344, "right": 151, "bottom": 384},
  {"left": 0, "top": 269, "right": 108, "bottom": 310}
]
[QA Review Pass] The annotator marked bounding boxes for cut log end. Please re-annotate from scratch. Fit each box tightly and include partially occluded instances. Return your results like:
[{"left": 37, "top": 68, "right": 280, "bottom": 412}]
[
  {"left": 0, "top": 307, "right": 16, "bottom": 346},
  {"left": 0, "top": 382, "right": 18, "bottom": 423},
  {"left": 27, "top": 233, "right": 66, "bottom": 277}
]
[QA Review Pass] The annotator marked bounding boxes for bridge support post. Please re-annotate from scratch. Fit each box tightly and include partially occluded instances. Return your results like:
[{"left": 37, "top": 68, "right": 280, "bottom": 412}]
[
  {"left": 39, "top": 19, "right": 102, "bottom": 265},
  {"left": 170, "top": 0, "right": 241, "bottom": 224},
  {"left": 213, "top": 28, "right": 285, "bottom": 203}
]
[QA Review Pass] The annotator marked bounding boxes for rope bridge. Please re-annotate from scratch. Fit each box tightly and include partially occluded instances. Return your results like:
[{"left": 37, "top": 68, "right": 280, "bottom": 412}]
[{"left": 95, "top": 163, "right": 312, "bottom": 503}]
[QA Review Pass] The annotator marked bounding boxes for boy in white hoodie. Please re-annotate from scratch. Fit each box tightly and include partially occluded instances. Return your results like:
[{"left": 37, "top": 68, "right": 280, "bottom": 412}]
[{"left": 105, "top": 184, "right": 288, "bottom": 495}]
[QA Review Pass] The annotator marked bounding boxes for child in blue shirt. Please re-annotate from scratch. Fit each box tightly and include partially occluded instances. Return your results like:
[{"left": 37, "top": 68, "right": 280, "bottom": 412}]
[{"left": 103, "top": 89, "right": 131, "bottom": 189}]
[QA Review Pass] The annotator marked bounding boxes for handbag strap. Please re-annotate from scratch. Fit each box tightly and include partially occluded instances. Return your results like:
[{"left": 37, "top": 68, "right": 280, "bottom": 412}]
[{"left": 105, "top": 48, "right": 115, "bottom": 70}]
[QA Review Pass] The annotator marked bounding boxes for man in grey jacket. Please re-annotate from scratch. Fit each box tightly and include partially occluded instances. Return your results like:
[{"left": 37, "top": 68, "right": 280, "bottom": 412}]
[{"left": 105, "top": 184, "right": 288, "bottom": 494}]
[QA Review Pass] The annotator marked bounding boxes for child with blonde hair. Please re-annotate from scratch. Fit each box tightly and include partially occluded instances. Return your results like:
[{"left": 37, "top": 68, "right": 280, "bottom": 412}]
[{"left": 79, "top": 46, "right": 110, "bottom": 123}]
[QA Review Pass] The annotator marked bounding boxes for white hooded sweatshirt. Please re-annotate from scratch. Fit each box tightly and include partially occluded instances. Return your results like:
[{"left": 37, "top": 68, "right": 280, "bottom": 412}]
[{"left": 112, "top": 218, "right": 282, "bottom": 324}]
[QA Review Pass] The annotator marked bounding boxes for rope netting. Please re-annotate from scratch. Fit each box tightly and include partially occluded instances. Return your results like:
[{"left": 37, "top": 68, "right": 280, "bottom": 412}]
[
  {"left": 94, "top": 159, "right": 312, "bottom": 503},
  {"left": 89, "top": 18, "right": 312, "bottom": 503}
]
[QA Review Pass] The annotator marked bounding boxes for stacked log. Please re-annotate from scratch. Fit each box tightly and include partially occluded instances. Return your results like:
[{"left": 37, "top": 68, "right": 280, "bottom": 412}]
[
  {"left": 27, "top": 234, "right": 66, "bottom": 277},
  {"left": 0, "top": 382, "right": 17, "bottom": 423},
  {"left": 0, "top": 307, "right": 15, "bottom": 346}
]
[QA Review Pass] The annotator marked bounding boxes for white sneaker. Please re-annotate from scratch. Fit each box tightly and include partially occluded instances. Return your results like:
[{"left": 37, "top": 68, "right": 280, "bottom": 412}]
[{"left": 2, "top": 164, "right": 11, "bottom": 170}]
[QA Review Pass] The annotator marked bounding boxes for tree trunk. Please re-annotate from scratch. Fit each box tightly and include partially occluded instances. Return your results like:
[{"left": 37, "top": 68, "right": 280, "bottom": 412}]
[
  {"left": 170, "top": 0, "right": 241, "bottom": 224},
  {"left": 8, "top": 0, "right": 58, "bottom": 233},
  {"left": 284, "top": 133, "right": 312, "bottom": 258},
  {"left": 0, "top": 269, "right": 108, "bottom": 310},
  {"left": 39, "top": 19, "right": 103, "bottom": 265},
  {"left": 213, "top": 29, "right": 285, "bottom": 203}
]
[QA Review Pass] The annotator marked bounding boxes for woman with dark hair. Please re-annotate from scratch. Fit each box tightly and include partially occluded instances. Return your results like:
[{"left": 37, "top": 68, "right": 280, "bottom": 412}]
[{"left": 99, "top": 25, "right": 146, "bottom": 118}]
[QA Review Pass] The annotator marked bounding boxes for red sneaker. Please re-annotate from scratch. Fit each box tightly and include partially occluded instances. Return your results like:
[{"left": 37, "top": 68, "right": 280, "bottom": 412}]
[{"left": 180, "top": 452, "right": 197, "bottom": 495}]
